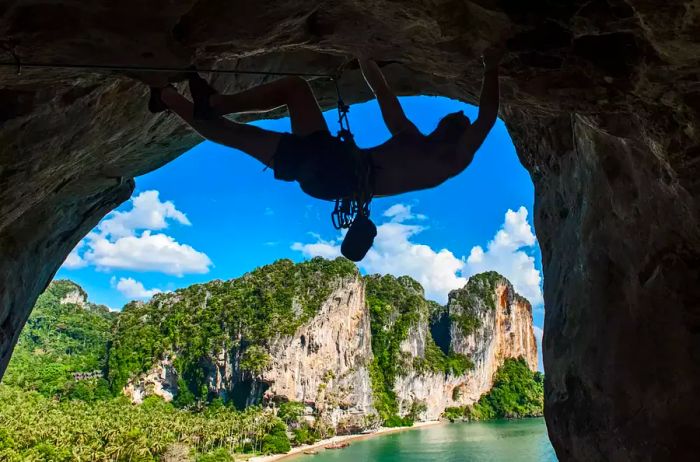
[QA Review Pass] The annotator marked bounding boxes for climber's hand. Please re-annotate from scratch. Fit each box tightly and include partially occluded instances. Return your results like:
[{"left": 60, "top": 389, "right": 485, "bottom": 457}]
[{"left": 482, "top": 47, "right": 503, "bottom": 72}]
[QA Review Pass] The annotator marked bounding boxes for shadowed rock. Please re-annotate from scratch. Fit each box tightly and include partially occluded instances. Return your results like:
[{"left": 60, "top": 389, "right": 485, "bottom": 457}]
[{"left": 1, "top": 1, "right": 699, "bottom": 460}]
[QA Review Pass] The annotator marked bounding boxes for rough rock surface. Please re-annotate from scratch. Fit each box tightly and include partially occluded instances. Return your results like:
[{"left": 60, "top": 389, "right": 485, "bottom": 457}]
[
  {"left": 262, "top": 279, "right": 375, "bottom": 433},
  {"left": 1, "top": 1, "right": 699, "bottom": 460},
  {"left": 394, "top": 276, "right": 537, "bottom": 420},
  {"left": 123, "top": 279, "right": 377, "bottom": 430},
  {"left": 125, "top": 275, "right": 535, "bottom": 429},
  {"left": 124, "top": 356, "right": 179, "bottom": 404},
  {"left": 58, "top": 288, "right": 88, "bottom": 308}
]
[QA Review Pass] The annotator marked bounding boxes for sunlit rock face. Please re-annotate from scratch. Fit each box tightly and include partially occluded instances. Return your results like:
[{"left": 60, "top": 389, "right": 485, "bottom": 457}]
[
  {"left": 394, "top": 276, "right": 538, "bottom": 420},
  {"left": 123, "top": 275, "right": 535, "bottom": 430},
  {"left": 261, "top": 279, "right": 376, "bottom": 433},
  {"left": 0, "top": 1, "right": 698, "bottom": 460},
  {"left": 124, "top": 356, "right": 179, "bottom": 404}
]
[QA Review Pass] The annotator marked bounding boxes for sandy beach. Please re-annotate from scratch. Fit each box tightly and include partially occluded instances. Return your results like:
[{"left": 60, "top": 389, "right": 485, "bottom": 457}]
[{"left": 248, "top": 420, "right": 442, "bottom": 462}]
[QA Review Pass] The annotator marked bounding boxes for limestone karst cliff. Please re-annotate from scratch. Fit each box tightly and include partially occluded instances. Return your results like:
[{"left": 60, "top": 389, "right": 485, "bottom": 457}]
[
  {"left": 394, "top": 273, "right": 538, "bottom": 420},
  {"left": 2, "top": 1, "right": 699, "bottom": 459},
  {"left": 122, "top": 263, "right": 538, "bottom": 431}
]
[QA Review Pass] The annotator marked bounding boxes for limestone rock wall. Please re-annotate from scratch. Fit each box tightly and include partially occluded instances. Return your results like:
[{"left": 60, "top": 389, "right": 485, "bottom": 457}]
[
  {"left": 124, "top": 356, "right": 179, "bottom": 405},
  {"left": 124, "top": 279, "right": 376, "bottom": 430},
  {"left": 262, "top": 278, "right": 375, "bottom": 432},
  {"left": 509, "top": 109, "right": 700, "bottom": 461},
  {"left": 125, "top": 275, "right": 535, "bottom": 428},
  {"left": 394, "top": 276, "right": 538, "bottom": 420},
  {"left": 1, "top": 1, "right": 699, "bottom": 459},
  {"left": 59, "top": 289, "right": 87, "bottom": 308},
  {"left": 450, "top": 278, "right": 538, "bottom": 398}
]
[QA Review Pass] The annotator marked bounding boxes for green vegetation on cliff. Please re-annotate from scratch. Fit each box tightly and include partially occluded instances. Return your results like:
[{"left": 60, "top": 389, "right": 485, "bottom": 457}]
[
  {"left": 3, "top": 280, "right": 115, "bottom": 400},
  {"left": 0, "top": 260, "right": 538, "bottom": 459},
  {"left": 365, "top": 274, "right": 426, "bottom": 424},
  {"left": 416, "top": 335, "right": 474, "bottom": 376},
  {"left": 443, "top": 357, "right": 544, "bottom": 421},
  {"left": 364, "top": 274, "right": 473, "bottom": 426},
  {"left": 449, "top": 272, "right": 503, "bottom": 336},
  {"left": 108, "top": 257, "right": 357, "bottom": 398}
]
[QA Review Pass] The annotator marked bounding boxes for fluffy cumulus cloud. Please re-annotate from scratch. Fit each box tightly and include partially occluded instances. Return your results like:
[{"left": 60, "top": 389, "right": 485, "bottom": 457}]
[
  {"left": 464, "top": 206, "right": 543, "bottom": 306},
  {"left": 62, "top": 248, "right": 87, "bottom": 269},
  {"left": 293, "top": 204, "right": 465, "bottom": 303},
  {"left": 292, "top": 203, "right": 543, "bottom": 306},
  {"left": 382, "top": 204, "right": 426, "bottom": 223},
  {"left": 61, "top": 190, "right": 212, "bottom": 276},
  {"left": 111, "top": 276, "right": 162, "bottom": 300},
  {"left": 98, "top": 190, "right": 190, "bottom": 239},
  {"left": 292, "top": 233, "right": 342, "bottom": 260},
  {"left": 86, "top": 231, "right": 211, "bottom": 276}
]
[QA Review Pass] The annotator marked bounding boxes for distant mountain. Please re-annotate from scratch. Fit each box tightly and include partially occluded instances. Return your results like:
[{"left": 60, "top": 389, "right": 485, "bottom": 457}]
[
  {"left": 109, "top": 258, "right": 540, "bottom": 429},
  {"left": 3, "top": 279, "right": 116, "bottom": 400},
  {"left": 4, "top": 258, "right": 541, "bottom": 430}
]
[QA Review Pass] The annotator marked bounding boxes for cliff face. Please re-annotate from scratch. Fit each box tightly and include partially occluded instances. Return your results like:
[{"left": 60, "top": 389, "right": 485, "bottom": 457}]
[
  {"left": 122, "top": 277, "right": 376, "bottom": 429},
  {"left": 263, "top": 279, "right": 375, "bottom": 433},
  {"left": 394, "top": 273, "right": 537, "bottom": 420},
  {"left": 124, "top": 356, "right": 178, "bottom": 404},
  {"left": 125, "top": 271, "right": 536, "bottom": 428},
  {"left": 448, "top": 276, "right": 538, "bottom": 399}
]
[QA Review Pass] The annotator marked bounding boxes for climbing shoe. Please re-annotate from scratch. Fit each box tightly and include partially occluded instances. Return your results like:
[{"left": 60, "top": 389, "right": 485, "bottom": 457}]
[{"left": 341, "top": 215, "right": 377, "bottom": 262}]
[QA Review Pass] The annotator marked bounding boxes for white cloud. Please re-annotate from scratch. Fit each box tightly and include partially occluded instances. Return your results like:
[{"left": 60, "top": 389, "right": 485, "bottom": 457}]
[
  {"left": 382, "top": 204, "right": 426, "bottom": 223},
  {"left": 292, "top": 204, "right": 465, "bottom": 303},
  {"left": 62, "top": 248, "right": 87, "bottom": 269},
  {"left": 61, "top": 190, "right": 212, "bottom": 276},
  {"left": 99, "top": 190, "right": 190, "bottom": 239},
  {"left": 292, "top": 233, "right": 342, "bottom": 260},
  {"left": 292, "top": 203, "right": 543, "bottom": 307},
  {"left": 112, "top": 276, "right": 162, "bottom": 299},
  {"left": 361, "top": 222, "right": 466, "bottom": 302},
  {"left": 464, "top": 206, "right": 543, "bottom": 306},
  {"left": 86, "top": 231, "right": 211, "bottom": 276}
]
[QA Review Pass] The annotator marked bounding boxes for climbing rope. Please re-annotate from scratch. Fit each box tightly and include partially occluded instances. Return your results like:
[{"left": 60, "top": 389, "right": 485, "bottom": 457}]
[
  {"left": 0, "top": 60, "right": 336, "bottom": 79},
  {"left": 333, "top": 77, "right": 354, "bottom": 143},
  {"left": 0, "top": 47, "right": 336, "bottom": 78}
]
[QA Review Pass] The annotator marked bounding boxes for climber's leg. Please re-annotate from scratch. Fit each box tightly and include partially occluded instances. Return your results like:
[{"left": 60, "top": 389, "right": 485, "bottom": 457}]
[
  {"left": 160, "top": 86, "right": 281, "bottom": 166},
  {"left": 209, "top": 76, "right": 328, "bottom": 136}
]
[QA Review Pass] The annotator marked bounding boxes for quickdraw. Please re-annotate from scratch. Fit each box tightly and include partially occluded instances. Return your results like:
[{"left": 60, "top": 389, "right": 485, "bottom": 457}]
[{"left": 330, "top": 76, "right": 373, "bottom": 232}]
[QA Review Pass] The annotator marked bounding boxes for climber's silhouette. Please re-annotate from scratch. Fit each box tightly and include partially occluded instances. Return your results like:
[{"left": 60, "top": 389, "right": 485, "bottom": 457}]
[{"left": 143, "top": 52, "right": 500, "bottom": 261}]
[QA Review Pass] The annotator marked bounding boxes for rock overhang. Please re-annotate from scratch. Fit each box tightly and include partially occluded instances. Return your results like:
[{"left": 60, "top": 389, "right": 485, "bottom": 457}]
[{"left": 1, "top": 1, "right": 699, "bottom": 460}]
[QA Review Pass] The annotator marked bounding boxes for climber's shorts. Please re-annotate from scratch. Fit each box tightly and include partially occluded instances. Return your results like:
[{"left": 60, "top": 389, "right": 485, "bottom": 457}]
[{"left": 272, "top": 130, "right": 371, "bottom": 201}]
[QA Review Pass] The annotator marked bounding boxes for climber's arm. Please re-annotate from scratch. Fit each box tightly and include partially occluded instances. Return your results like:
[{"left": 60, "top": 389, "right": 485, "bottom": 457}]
[
  {"left": 453, "top": 52, "right": 500, "bottom": 173},
  {"left": 359, "top": 58, "right": 419, "bottom": 136}
]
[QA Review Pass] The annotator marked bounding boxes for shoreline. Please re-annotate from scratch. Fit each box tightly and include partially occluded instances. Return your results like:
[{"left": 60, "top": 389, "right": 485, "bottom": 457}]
[{"left": 248, "top": 420, "right": 442, "bottom": 462}]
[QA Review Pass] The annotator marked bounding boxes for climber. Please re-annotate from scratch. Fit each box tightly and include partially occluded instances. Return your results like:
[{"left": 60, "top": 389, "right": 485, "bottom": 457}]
[{"left": 141, "top": 50, "right": 500, "bottom": 258}]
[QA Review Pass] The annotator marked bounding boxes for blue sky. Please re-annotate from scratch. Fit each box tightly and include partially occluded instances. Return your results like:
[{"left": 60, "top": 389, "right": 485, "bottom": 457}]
[{"left": 58, "top": 95, "right": 544, "bottom": 367}]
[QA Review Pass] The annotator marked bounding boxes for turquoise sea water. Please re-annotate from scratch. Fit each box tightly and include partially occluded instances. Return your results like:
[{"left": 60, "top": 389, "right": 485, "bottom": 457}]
[{"left": 289, "top": 418, "right": 557, "bottom": 462}]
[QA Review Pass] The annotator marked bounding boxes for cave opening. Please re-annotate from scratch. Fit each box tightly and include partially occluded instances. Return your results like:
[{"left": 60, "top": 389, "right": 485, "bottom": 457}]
[
  {"left": 51, "top": 92, "right": 545, "bottom": 419},
  {"left": 55, "top": 95, "right": 545, "bottom": 345},
  {"left": 1, "top": 0, "right": 698, "bottom": 457}
]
